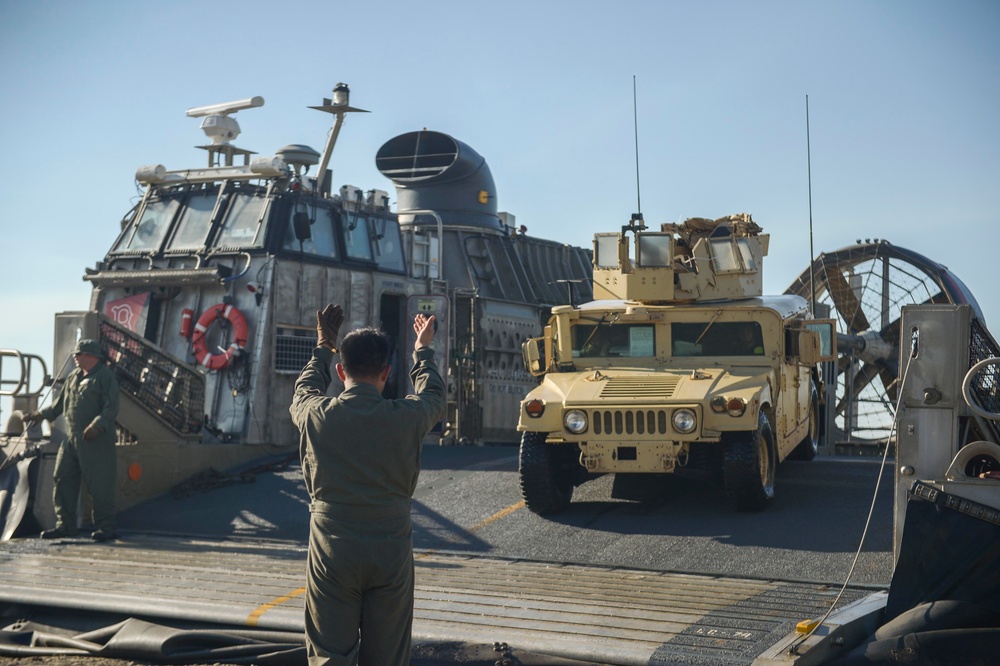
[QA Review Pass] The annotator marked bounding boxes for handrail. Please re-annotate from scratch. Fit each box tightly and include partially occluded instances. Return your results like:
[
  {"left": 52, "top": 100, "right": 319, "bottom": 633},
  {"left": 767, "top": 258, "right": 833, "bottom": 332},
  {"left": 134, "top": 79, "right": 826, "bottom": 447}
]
[
  {"left": 0, "top": 350, "right": 49, "bottom": 397},
  {"left": 963, "top": 356, "right": 1000, "bottom": 421}
]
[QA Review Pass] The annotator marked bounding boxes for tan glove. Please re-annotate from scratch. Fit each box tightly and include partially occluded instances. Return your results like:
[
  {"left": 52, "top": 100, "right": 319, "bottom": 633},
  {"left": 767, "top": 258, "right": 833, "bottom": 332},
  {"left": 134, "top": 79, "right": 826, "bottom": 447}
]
[
  {"left": 316, "top": 304, "right": 345, "bottom": 351},
  {"left": 23, "top": 411, "right": 43, "bottom": 428},
  {"left": 83, "top": 423, "right": 102, "bottom": 442}
]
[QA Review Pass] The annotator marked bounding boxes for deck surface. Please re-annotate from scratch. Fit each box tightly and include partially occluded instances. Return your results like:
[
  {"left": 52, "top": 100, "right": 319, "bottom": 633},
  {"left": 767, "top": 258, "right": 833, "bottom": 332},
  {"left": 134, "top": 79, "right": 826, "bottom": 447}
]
[{"left": 0, "top": 535, "right": 870, "bottom": 665}]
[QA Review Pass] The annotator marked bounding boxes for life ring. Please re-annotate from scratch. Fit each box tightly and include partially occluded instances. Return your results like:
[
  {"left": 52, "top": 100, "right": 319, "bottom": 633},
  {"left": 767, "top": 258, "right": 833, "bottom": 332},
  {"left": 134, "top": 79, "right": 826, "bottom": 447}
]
[{"left": 191, "top": 303, "right": 249, "bottom": 370}]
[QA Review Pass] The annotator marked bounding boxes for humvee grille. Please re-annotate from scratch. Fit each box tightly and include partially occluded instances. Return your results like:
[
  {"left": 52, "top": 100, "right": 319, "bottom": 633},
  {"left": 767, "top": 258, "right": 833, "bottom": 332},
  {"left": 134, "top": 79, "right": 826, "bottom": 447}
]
[
  {"left": 599, "top": 376, "right": 679, "bottom": 398},
  {"left": 592, "top": 409, "right": 670, "bottom": 436}
]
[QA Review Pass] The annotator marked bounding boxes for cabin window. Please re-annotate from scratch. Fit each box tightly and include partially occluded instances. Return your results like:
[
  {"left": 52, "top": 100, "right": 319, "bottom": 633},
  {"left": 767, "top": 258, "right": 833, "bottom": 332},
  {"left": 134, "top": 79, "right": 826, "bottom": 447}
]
[
  {"left": 168, "top": 191, "right": 218, "bottom": 251},
  {"left": 114, "top": 198, "right": 180, "bottom": 253},
  {"left": 373, "top": 219, "right": 406, "bottom": 272},
  {"left": 672, "top": 321, "right": 765, "bottom": 356},
  {"left": 342, "top": 213, "right": 374, "bottom": 260},
  {"left": 737, "top": 238, "right": 757, "bottom": 271},
  {"left": 275, "top": 325, "right": 315, "bottom": 372},
  {"left": 572, "top": 323, "right": 655, "bottom": 358},
  {"left": 282, "top": 205, "right": 339, "bottom": 259},
  {"left": 215, "top": 193, "right": 267, "bottom": 248},
  {"left": 594, "top": 234, "right": 621, "bottom": 268}
]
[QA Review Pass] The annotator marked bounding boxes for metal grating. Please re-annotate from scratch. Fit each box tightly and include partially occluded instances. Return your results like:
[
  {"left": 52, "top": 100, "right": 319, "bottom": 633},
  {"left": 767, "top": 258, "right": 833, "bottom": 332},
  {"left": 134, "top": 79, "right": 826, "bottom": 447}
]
[
  {"left": 968, "top": 318, "right": 1000, "bottom": 442},
  {"left": 593, "top": 409, "right": 669, "bottom": 436},
  {"left": 275, "top": 326, "right": 315, "bottom": 373},
  {"left": 601, "top": 376, "right": 679, "bottom": 399},
  {"left": 100, "top": 320, "right": 204, "bottom": 435}
]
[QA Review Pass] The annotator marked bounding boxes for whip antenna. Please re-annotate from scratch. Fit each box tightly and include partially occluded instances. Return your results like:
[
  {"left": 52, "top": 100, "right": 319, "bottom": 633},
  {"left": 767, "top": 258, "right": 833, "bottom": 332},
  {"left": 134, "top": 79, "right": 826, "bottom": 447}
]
[
  {"left": 631, "top": 75, "right": 644, "bottom": 229},
  {"left": 806, "top": 95, "right": 816, "bottom": 315}
]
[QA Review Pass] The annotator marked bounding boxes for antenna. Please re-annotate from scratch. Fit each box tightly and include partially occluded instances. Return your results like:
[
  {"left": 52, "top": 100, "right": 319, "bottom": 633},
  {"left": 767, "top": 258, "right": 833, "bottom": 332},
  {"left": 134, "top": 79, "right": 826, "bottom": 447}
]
[
  {"left": 629, "top": 75, "right": 645, "bottom": 232},
  {"left": 806, "top": 95, "right": 816, "bottom": 316}
]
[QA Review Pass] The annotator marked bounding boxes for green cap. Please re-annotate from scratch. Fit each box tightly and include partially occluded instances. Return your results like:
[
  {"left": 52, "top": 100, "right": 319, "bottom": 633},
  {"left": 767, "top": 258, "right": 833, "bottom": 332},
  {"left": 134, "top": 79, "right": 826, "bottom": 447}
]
[{"left": 72, "top": 339, "right": 104, "bottom": 359}]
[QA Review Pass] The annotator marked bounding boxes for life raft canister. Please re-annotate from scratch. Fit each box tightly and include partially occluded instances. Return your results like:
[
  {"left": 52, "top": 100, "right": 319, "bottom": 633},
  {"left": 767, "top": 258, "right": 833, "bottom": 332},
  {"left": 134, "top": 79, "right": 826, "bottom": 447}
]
[
  {"left": 180, "top": 308, "right": 195, "bottom": 338},
  {"left": 191, "top": 304, "right": 248, "bottom": 370}
]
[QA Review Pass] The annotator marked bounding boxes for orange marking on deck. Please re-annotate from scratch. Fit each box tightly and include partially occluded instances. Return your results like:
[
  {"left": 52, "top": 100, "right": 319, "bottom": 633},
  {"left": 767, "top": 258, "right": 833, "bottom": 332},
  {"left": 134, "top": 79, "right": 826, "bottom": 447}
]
[
  {"left": 415, "top": 500, "right": 525, "bottom": 560},
  {"left": 246, "top": 586, "right": 306, "bottom": 626}
]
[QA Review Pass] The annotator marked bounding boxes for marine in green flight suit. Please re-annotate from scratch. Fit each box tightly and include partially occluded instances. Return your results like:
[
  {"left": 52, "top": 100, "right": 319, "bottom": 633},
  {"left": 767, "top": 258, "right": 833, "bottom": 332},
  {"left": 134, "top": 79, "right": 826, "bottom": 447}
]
[
  {"left": 25, "top": 338, "right": 120, "bottom": 541},
  {"left": 290, "top": 304, "right": 445, "bottom": 666}
]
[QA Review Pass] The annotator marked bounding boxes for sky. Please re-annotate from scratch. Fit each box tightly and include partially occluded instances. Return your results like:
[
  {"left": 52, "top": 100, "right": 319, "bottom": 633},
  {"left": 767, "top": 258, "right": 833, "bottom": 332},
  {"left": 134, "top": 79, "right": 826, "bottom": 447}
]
[{"left": 1, "top": 1, "right": 998, "bottom": 410}]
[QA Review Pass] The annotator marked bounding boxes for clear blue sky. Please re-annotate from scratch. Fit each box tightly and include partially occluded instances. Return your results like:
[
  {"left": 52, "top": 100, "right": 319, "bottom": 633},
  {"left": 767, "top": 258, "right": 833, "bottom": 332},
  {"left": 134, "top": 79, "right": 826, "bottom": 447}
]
[{"left": 2, "top": 1, "right": 998, "bottom": 382}]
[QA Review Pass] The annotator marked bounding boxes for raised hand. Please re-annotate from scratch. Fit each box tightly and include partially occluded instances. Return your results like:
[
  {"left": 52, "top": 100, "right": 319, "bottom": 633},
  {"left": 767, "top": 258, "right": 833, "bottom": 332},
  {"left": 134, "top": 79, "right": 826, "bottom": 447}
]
[
  {"left": 316, "top": 304, "right": 345, "bottom": 351},
  {"left": 413, "top": 314, "right": 436, "bottom": 351}
]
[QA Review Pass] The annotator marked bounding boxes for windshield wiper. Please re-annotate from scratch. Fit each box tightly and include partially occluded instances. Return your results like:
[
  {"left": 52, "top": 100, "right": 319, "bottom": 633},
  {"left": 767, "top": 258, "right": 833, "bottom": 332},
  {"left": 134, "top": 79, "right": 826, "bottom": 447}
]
[{"left": 580, "top": 312, "right": 621, "bottom": 351}]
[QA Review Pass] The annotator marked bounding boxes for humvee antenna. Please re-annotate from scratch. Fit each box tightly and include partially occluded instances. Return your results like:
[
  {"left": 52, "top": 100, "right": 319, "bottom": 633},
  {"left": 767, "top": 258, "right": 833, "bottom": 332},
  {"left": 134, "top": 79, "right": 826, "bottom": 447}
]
[
  {"left": 628, "top": 75, "right": 646, "bottom": 233},
  {"left": 632, "top": 77, "right": 644, "bottom": 225},
  {"left": 806, "top": 95, "right": 816, "bottom": 315}
]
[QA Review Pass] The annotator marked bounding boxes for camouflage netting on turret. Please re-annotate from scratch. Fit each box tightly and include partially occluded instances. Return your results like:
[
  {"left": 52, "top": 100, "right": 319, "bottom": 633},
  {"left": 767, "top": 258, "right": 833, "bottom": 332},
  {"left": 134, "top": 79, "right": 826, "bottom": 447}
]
[{"left": 661, "top": 213, "right": 763, "bottom": 248}]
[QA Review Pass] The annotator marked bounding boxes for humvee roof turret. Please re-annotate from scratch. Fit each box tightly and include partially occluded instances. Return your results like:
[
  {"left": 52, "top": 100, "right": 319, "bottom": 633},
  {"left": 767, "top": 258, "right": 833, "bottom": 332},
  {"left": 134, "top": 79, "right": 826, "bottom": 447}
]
[{"left": 592, "top": 213, "right": 768, "bottom": 304}]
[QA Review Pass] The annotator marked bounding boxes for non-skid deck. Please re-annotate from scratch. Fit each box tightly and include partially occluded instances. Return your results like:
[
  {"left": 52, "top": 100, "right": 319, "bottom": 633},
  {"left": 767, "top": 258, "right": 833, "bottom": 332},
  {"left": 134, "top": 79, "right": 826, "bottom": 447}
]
[{"left": 0, "top": 534, "right": 872, "bottom": 665}]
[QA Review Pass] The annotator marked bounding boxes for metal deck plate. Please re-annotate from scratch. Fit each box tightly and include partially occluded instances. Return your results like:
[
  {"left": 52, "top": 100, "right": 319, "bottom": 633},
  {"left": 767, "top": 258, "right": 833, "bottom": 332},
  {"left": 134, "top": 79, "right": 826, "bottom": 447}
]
[{"left": 0, "top": 535, "right": 871, "bottom": 665}]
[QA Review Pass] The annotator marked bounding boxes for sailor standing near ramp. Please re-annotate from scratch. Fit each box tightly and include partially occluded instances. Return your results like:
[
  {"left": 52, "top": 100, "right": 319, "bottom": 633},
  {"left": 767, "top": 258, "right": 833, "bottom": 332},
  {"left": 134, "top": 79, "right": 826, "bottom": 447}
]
[
  {"left": 290, "top": 304, "right": 445, "bottom": 666},
  {"left": 24, "top": 338, "right": 120, "bottom": 542}
]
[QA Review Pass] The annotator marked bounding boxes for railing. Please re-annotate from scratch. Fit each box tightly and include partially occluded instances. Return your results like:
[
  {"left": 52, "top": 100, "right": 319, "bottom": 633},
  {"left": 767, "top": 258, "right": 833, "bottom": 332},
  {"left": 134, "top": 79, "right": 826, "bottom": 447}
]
[
  {"left": 967, "top": 318, "right": 1000, "bottom": 442},
  {"left": 0, "top": 350, "right": 48, "bottom": 398},
  {"left": 99, "top": 320, "right": 205, "bottom": 436}
]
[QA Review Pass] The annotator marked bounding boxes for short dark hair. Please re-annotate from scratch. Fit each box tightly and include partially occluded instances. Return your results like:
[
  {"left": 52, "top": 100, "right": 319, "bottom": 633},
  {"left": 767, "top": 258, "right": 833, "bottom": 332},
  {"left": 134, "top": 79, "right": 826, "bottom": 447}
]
[{"left": 339, "top": 327, "right": 391, "bottom": 379}]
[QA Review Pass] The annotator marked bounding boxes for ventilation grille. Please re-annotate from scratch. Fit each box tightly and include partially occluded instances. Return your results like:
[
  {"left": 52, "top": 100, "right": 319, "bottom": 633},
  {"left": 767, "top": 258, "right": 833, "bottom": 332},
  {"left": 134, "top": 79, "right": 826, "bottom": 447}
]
[
  {"left": 599, "top": 376, "right": 679, "bottom": 399},
  {"left": 592, "top": 409, "right": 670, "bottom": 436}
]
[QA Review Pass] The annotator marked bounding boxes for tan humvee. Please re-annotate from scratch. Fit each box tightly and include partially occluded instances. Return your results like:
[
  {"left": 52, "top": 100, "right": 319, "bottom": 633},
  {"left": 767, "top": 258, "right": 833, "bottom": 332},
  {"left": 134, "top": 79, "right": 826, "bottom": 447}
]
[{"left": 518, "top": 214, "right": 836, "bottom": 513}]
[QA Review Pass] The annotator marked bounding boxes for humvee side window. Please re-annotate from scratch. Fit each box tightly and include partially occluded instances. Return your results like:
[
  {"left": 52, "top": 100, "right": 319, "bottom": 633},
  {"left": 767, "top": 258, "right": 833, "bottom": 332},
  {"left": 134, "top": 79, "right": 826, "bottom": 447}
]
[
  {"left": 672, "top": 322, "right": 765, "bottom": 356},
  {"left": 572, "top": 323, "right": 655, "bottom": 358}
]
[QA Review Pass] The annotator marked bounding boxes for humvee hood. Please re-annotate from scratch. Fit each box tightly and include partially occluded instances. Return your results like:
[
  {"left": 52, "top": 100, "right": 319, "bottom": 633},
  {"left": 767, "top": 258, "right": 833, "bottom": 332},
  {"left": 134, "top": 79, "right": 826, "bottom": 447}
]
[{"left": 546, "top": 367, "right": 773, "bottom": 405}]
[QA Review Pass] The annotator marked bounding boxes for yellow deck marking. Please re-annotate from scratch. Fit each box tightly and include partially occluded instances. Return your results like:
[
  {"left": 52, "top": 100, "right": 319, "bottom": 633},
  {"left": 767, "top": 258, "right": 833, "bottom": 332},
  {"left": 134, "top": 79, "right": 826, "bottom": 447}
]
[
  {"left": 416, "top": 499, "right": 525, "bottom": 560},
  {"left": 471, "top": 499, "right": 525, "bottom": 531},
  {"left": 250, "top": 500, "right": 526, "bottom": 621},
  {"left": 246, "top": 586, "right": 305, "bottom": 626}
]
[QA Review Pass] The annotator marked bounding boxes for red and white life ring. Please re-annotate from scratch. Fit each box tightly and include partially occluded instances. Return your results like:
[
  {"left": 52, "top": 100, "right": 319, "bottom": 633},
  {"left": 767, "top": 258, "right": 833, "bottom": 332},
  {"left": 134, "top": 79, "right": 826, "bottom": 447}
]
[{"left": 191, "top": 304, "right": 249, "bottom": 370}]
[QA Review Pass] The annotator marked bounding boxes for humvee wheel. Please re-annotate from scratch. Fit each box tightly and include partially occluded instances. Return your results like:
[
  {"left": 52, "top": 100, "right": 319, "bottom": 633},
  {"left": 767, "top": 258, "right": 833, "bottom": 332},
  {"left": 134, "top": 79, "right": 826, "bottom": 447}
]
[
  {"left": 787, "top": 384, "right": 820, "bottom": 461},
  {"left": 519, "top": 432, "right": 574, "bottom": 515},
  {"left": 722, "top": 411, "right": 776, "bottom": 511}
]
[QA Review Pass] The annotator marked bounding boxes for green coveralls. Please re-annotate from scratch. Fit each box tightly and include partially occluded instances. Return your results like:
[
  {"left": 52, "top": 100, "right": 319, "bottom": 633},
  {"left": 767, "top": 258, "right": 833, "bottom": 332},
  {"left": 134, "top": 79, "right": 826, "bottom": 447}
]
[
  {"left": 290, "top": 345, "right": 445, "bottom": 666},
  {"left": 40, "top": 363, "right": 120, "bottom": 534}
]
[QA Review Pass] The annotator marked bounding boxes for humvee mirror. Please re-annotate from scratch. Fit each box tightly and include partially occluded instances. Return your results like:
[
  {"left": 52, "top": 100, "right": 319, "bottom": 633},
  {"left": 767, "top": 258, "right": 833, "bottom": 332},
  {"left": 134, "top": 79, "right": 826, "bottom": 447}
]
[
  {"left": 796, "top": 329, "right": 822, "bottom": 366},
  {"left": 522, "top": 337, "right": 546, "bottom": 376},
  {"left": 804, "top": 319, "right": 837, "bottom": 360}
]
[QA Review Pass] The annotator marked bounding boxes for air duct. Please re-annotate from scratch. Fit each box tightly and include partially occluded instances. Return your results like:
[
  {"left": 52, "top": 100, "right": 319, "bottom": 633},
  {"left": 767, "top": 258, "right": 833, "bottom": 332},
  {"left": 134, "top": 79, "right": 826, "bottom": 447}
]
[{"left": 376, "top": 130, "right": 501, "bottom": 233}]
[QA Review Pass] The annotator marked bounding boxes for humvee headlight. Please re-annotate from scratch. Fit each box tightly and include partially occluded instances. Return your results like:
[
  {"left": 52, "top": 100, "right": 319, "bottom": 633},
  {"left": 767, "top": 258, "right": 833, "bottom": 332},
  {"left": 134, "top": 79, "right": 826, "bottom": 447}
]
[
  {"left": 524, "top": 399, "right": 545, "bottom": 418},
  {"left": 672, "top": 408, "right": 697, "bottom": 434},
  {"left": 710, "top": 397, "right": 728, "bottom": 413},
  {"left": 726, "top": 398, "right": 747, "bottom": 417},
  {"left": 564, "top": 409, "right": 588, "bottom": 434}
]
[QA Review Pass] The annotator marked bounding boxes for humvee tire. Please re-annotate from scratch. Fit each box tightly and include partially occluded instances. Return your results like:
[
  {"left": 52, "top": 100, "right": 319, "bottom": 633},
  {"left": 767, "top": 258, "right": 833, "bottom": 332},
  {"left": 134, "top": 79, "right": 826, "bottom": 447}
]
[
  {"left": 722, "top": 411, "right": 776, "bottom": 511},
  {"left": 787, "top": 384, "right": 820, "bottom": 461},
  {"left": 519, "top": 432, "right": 574, "bottom": 515}
]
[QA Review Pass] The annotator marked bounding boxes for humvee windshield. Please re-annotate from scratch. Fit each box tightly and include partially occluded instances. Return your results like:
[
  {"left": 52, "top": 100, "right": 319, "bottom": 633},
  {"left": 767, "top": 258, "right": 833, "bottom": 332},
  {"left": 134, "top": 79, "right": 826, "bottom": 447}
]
[
  {"left": 672, "top": 321, "right": 764, "bottom": 357},
  {"left": 572, "top": 323, "right": 655, "bottom": 358}
]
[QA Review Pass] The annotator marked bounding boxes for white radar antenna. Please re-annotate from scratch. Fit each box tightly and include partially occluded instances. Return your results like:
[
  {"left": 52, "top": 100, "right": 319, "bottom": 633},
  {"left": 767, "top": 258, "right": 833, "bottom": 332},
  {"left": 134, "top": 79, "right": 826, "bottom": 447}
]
[{"left": 186, "top": 96, "right": 264, "bottom": 167}]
